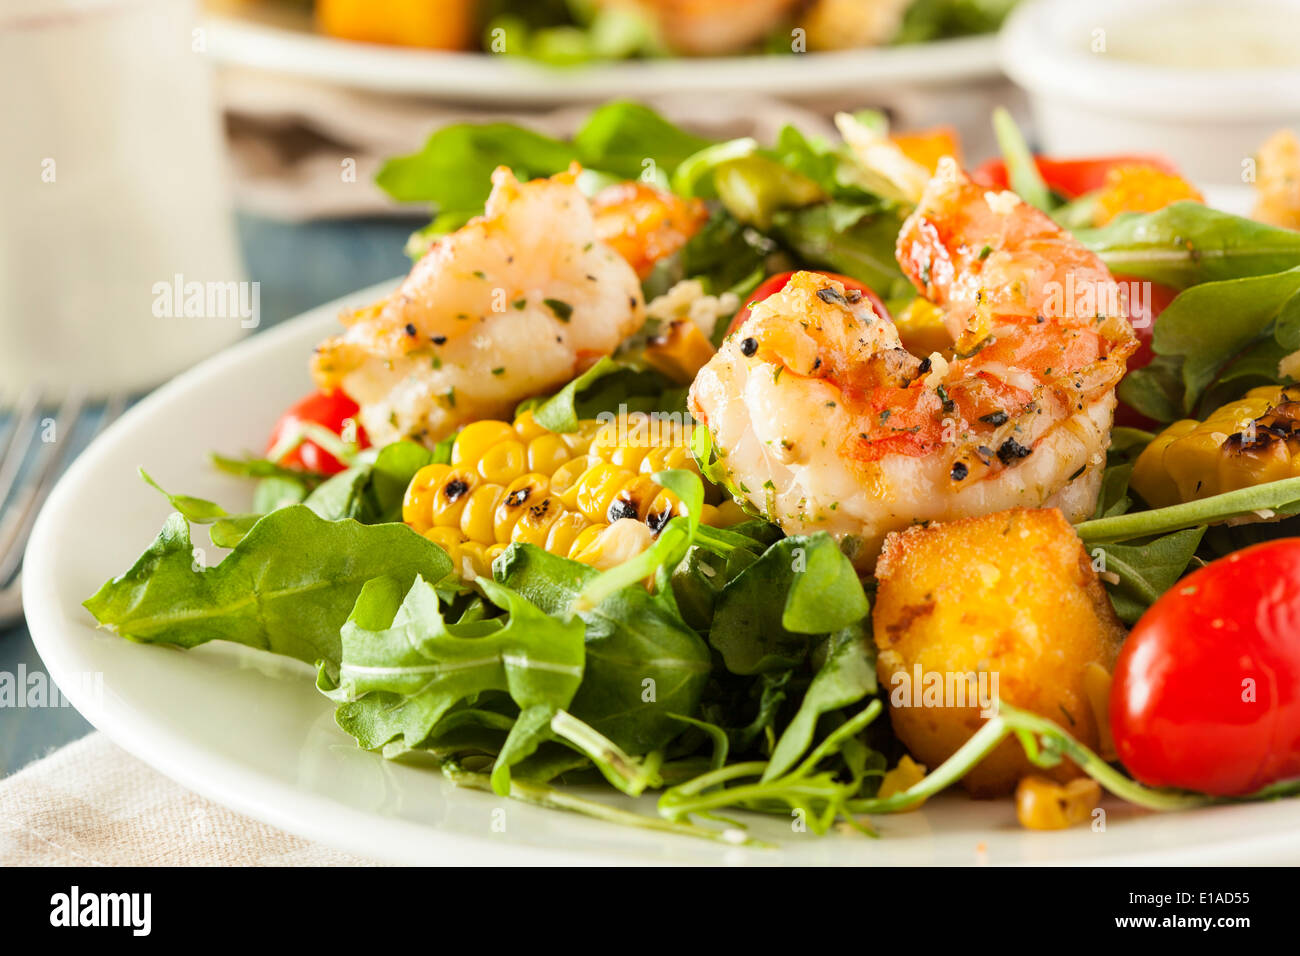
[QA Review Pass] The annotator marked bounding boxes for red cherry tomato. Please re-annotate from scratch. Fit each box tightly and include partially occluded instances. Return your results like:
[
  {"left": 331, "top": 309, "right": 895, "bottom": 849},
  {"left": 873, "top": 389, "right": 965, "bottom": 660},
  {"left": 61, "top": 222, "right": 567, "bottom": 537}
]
[
  {"left": 970, "top": 154, "right": 1181, "bottom": 200},
  {"left": 1110, "top": 539, "right": 1300, "bottom": 796},
  {"left": 726, "top": 270, "right": 891, "bottom": 339},
  {"left": 266, "top": 390, "right": 369, "bottom": 475}
]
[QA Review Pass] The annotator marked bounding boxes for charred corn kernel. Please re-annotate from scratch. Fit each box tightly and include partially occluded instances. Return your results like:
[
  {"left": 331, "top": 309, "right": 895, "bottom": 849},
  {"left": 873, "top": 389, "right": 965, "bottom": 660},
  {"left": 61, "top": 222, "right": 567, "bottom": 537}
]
[
  {"left": 402, "top": 463, "right": 451, "bottom": 532},
  {"left": 495, "top": 473, "right": 551, "bottom": 541},
  {"left": 877, "top": 755, "right": 928, "bottom": 804},
  {"left": 1132, "top": 385, "right": 1300, "bottom": 508},
  {"left": 1083, "top": 663, "right": 1116, "bottom": 762},
  {"left": 510, "top": 494, "right": 563, "bottom": 547},
  {"left": 570, "top": 461, "right": 633, "bottom": 523},
  {"left": 430, "top": 467, "right": 479, "bottom": 528},
  {"left": 643, "top": 318, "right": 717, "bottom": 385},
  {"left": 892, "top": 296, "right": 952, "bottom": 357},
  {"left": 1093, "top": 164, "right": 1204, "bottom": 227},
  {"left": 1015, "top": 775, "right": 1101, "bottom": 831},
  {"left": 404, "top": 410, "right": 731, "bottom": 578}
]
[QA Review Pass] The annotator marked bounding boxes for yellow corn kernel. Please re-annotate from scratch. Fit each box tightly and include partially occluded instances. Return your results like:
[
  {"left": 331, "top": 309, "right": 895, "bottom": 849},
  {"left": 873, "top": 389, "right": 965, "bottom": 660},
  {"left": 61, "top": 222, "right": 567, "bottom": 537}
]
[
  {"left": 403, "top": 409, "right": 733, "bottom": 580},
  {"left": 1015, "top": 775, "right": 1101, "bottom": 830},
  {"left": 570, "top": 461, "right": 634, "bottom": 523},
  {"left": 402, "top": 462, "right": 451, "bottom": 531},
  {"left": 545, "top": 511, "right": 592, "bottom": 559},
  {"left": 476, "top": 439, "right": 527, "bottom": 484},
  {"left": 526, "top": 433, "right": 572, "bottom": 476},
  {"left": 510, "top": 494, "right": 563, "bottom": 547},
  {"left": 550, "top": 456, "right": 592, "bottom": 499},
  {"left": 572, "top": 518, "right": 655, "bottom": 571},
  {"left": 1132, "top": 384, "right": 1300, "bottom": 508},
  {"left": 430, "top": 467, "right": 479, "bottom": 528},
  {"left": 452, "top": 420, "right": 516, "bottom": 468},
  {"left": 459, "top": 484, "right": 506, "bottom": 544},
  {"left": 494, "top": 473, "right": 551, "bottom": 541},
  {"left": 640, "top": 442, "right": 696, "bottom": 475},
  {"left": 877, "top": 755, "right": 928, "bottom": 804},
  {"left": 512, "top": 409, "right": 550, "bottom": 443}
]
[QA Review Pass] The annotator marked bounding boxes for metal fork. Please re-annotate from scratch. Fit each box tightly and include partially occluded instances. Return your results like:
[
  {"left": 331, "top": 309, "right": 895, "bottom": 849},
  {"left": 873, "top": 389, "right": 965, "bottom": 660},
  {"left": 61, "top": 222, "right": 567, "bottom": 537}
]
[{"left": 0, "top": 387, "right": 126, "bottom": 627}]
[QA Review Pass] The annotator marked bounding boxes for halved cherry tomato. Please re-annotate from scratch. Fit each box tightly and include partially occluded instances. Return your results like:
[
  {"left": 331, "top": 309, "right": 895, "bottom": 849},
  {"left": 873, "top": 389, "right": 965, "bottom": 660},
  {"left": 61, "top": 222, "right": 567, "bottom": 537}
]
[
  {"left": 726, "top": 270, "right": 891, "bottom": 339},
  {"left": 971, "top": 154, "right": 1181, "bottom": 200},
  {"left": 1110, "top": 538, "right": 1300, "bottom": 796},
  {"left": 266, "top": 389, "right": 369, "bottom": 475}
]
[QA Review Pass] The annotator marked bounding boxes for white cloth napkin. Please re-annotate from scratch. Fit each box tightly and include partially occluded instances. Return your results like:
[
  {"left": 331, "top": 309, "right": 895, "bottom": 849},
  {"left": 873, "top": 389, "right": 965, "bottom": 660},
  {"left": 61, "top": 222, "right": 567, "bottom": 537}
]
[{"left": 0, "top": 733, "right": 380, "bottom": 866}]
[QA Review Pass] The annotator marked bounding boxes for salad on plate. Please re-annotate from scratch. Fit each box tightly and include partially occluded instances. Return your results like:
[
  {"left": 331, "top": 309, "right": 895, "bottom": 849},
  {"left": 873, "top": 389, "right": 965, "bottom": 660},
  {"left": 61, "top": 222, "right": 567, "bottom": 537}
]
[{"left": 84, "top": 102, "right": 1300, "bottom": 845}]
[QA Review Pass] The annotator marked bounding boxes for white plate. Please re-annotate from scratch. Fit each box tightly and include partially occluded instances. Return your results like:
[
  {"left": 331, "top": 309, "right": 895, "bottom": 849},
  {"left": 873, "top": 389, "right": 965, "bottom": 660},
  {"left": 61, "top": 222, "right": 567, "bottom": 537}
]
[
  {"left": 25, "top": 279, "right": 1300, "bottom": 865},
  {"left": 204, "top": 12, "right": 1000, "bottom": 103}
]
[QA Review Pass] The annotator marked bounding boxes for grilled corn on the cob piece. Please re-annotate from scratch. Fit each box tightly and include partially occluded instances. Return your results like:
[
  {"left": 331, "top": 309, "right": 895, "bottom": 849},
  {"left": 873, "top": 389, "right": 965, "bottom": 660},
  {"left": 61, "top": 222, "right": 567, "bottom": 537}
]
[
  {"left": 1131, "top": 385, "right": 1300, "bottom": 509},
  {"left": 403, "top": 410, "right": 746, "bottom": 579}
]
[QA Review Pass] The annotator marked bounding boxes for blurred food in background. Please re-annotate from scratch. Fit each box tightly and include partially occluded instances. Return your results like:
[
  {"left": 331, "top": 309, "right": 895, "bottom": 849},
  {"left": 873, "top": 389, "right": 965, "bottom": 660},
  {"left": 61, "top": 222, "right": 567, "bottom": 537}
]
[
  {"left": 212, "top": 0, "right": 1019, "bottom": 60},
  {"left": 1254, "top": 130, "right": 1300, "bottom": 230}
]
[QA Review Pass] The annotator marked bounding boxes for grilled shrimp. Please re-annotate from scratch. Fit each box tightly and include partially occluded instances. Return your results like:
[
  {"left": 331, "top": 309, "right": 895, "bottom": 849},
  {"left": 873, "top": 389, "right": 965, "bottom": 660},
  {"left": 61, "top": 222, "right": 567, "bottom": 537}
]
[
  {"left": 591, "top": 181, "right": 708, "bottom": 279},
  {"left": 313, "top": 165, "right": 645, "bottom": 447},
  {"left": 689, "top": 159, "right": 1139, "bottom": 567},
  {"left": 612, "top": 0, "right": 802, "bottom": 55}
]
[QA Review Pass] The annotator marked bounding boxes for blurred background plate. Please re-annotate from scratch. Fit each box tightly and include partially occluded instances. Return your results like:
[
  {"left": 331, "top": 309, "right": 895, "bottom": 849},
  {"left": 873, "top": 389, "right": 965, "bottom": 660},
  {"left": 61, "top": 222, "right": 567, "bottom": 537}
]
[{"left": 204, "top": 10, "right": 1002, "bottom": 103}]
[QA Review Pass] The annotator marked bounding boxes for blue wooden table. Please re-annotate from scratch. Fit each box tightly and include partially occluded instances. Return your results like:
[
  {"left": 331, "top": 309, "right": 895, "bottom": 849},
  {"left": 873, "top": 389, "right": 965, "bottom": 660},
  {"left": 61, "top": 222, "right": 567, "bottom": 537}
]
[{"left": 0, "top": 213, "right": 420, "bottom": 778}]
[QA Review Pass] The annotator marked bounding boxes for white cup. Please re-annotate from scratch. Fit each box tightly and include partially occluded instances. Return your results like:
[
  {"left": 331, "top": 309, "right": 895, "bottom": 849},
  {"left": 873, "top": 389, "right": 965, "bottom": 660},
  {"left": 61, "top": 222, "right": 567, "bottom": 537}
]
[
  {"left": 1000, "top": 0, "right": 1300, "bottom": 186},
  {"left": 0, "top": 0, "right": 248, "bottom": 400}
]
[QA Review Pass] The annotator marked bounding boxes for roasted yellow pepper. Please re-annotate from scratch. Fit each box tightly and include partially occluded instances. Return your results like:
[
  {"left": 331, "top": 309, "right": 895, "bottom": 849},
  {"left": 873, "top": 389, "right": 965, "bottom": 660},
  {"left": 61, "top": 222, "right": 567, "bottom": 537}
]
[
  {"left": 1131, "top": 384, "right": 1300, "bottom": 509},
  {"left": 316, "top": 0, "right": 476, "bottom": 50}
]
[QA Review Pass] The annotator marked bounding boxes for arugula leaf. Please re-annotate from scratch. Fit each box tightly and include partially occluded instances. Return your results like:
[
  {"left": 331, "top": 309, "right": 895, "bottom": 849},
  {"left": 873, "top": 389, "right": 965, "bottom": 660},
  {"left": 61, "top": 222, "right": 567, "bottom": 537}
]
[
  {"left": 84, "top": 505, "right": 453, "bottom": 670},
  {"left": 709, "top": 534, "right": 870, "bottom": 675},
  {"left": 138, "top": 468, "right": 261, "bottom": 548},
  {"left": 1149, "top": 267, "right": 1300, "bottom": 414},
  {"left": 210, "top": 452, "right": 325, "bottom": 485},
  {"left": 572, "top": 101, "right": 713, "bottom": 182},
  {"left": 322, "top": 574, "right": 585, "bottom": 795},
  {"left": 376, "top": 122, "right": 578, "bottom": 207},
  {"left": 494, "top": 543, "right": 712, "bottom": 755},
  {"left": 521, "top": 357, "right": 685, "bottom": 433},
  {"left": 1092, "top": 463, "right": 1133, "bottom": 519},
  {"left": 992, "top": 107, "right": 1054, "bottom": 213},
  {"left": 782, "top": 535, "right": 871, "bottom": 632},
  {"left": 302, "top": 440, "right": 434, "bottom": 523},
  {"left": 1077, "top": 203, "right": 1300, "bottom": 288},
  {"left": 762, "top": 623, "right": 877, "bottom": 781},
  {"left": 772, "top": 203, "right": 911, "bottom": 300},
  {"left": 1117, "top": 355, "right": 1186, "bottom": 424},
  {"left": 1090, "top": 527, "right": 1205, "bottom": 623}
]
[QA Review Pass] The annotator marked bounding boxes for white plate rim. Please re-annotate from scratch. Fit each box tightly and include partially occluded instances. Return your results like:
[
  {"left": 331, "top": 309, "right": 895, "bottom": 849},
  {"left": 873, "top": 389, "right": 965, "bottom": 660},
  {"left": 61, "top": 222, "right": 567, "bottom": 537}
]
[{"left": 203, "top": 14, "right": 1002, "bottom": 101}]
